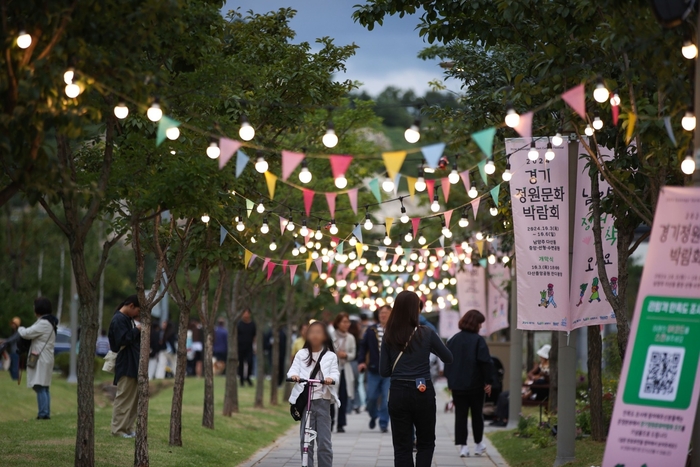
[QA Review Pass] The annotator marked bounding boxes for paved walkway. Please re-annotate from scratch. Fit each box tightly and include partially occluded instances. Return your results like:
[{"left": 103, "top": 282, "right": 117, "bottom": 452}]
[{"left": 241, "top": 381, "right": 509, "bottom": 467}]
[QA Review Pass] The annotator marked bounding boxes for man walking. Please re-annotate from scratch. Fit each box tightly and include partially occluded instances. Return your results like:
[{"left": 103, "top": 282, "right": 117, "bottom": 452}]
[
  {"left": 237, "top": 308, "right": 256, "bottom": 386},
  {"left": 358, "top": 304, "right": 392, "bottom": 432},
  {"left": 108, "top": 295, "right": 141, "bottom": 438}
]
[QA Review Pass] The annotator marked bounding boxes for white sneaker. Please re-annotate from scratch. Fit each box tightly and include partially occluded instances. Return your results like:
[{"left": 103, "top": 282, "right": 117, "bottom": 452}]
[
  {"left": 459, "top": 445, "right": 470, "bottom": 457},
  {"left": 474, "top": 442, "right": 486, "bottom": 456}
]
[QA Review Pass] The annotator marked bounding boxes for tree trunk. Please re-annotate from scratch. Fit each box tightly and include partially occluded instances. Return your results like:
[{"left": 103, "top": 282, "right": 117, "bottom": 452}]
[
  {"left": 201, "top": 284, "right": 215, "bottom": 429},
  {"left": 548, "top": 331, "right": 559, "bottom": 415},
  {"left": 169, "top": 304, "right": 191, "bottom": 446},
  {"left": 270, "top": 325, "right": 280, "bottom": 406},
  {"left": 587, "top": 325, "right": 605, "bottom": 441},
  {"left": 134, "top": 308, "right": 152, "bottom": 467},
  {"left": 526, "top": 331, "right": 535, "bottom": 372},
  {"left": 254, "top": 322, "right": 265, "bottom": 409},
  {"left": 223, "top": 272, "right": 242, "bottom": 416}
]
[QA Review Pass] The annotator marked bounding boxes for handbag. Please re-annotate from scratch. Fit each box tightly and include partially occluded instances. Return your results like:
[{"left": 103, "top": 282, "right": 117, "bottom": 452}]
[
  {"left": 27, "top": 337, "right": 50, "bottom": 369},
  {"left": 391, "top": 327, "right": 418, "bottom": 373},
  {"left": 102, "top": 348, "right": 124, "bottom": 373},
  {"left": 290, "top": 348, "right": 327, "bottom": 421}
]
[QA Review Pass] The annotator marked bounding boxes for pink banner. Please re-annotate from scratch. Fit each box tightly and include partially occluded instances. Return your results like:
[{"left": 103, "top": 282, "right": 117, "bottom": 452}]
[
  {"left": 506, "top": 137, "right": 570, "bottom": 330},
  {"left": 569, "top": 145, "right": 618, "bottom": 330},
  {"left": 486, "top": 262, "right": 510, "bottom": 336},
  {"left": 439, "top": 309, "right": 460, "bottom": 340},
  {"left": 456, "top": 266, "right": 487, "bottom": 320},
  {"left": 603, "top": 187, "right": 700, "bottom": 467}
]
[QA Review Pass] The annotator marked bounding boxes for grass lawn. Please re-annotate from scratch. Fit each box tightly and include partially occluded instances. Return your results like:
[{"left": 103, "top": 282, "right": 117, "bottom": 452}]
[
  {"left": 0, "top": 374, "right": 294, "bottom": 467},
  {"left": 488, "top": 429, "right": 605, "bottom": 467}
]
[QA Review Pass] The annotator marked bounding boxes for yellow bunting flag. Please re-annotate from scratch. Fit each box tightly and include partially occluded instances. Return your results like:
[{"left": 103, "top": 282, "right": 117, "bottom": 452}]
[
  {"left": 626, "top": 112, "right": 636, "bottom": 145},
  {"left": 356, "top": 242, "right": 364, "bottom": 259},
  {"left": 264, "top": 171, "right": 277, "bottom": 199},
  {"left": 244, "top": 249, "right": 252, "bottom": 269},
  {"left": 306, "top": 257, "right": 312, "bottom": 272},
  {"left": 406, "top": 176, "right": 416, "bottom": 200},
  {"left": 382, "top": 151, "right": 407, "bottom": 180},
  {"left": 476, "top": 240, "right": 485, "bottom": 256},
  {"left": 385, "top": 217, "right": 394, "bottom": 236},
  {"left": 311, "top": 272, "right": 318, "bottom": 282}
]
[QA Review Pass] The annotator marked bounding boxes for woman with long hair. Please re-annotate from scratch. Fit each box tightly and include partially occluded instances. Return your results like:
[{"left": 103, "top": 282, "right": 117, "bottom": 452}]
[
  {"left": 444, "top": 309, "right": 494, "bottom": 458},
  {"left": 380, "top": 291, "right": 453, "bottom": 467},
  {"left": 332, "top": 312, "right": 355, "bottom": 433}
]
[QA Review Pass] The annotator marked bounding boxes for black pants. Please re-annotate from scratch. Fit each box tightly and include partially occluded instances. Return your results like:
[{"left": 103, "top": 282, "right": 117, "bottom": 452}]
[
  {"left": 496, "top": 390, "right": 509, "bottom": 421},
  {"left": 337, "top": 370, "right": 348, "bottom": 430},
  {"left": 238, "top": 345, "right": 253, "bottom": 383},
  {"left": 452, "top": 388, "right": 485, "bottom": 445},
  {"left": 388, "top": 380, "right": 436, "bottom": 467}
]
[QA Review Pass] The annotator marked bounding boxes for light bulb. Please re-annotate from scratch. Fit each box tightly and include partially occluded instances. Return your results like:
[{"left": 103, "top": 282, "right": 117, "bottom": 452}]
[
  {"left": 405, "top": 232, "right": 413, "bottom": 242},
  {"left": 382, "top": 178, "right": 394, "bottom": 193},
  {"left": 593, "top": 79, "right": 609, "bottom": 103},
  {"left": 404, "top": 120, "right": 421, "bottom": 143},
  {"left": 63, "top": 69, "right": 75, "bottom": 85},
  {"left": 415, "top": 174, "right": 426, "bottom": 192},
  {"left": 17, "top": 31, "right": 32, "bottom": 49},
  {"left": 486, "top": 234, "right": 494, "bottom": 242},
  {"left": 430, "top": 199, "right": 440, "bottom": 213},
  {"left": 292, "top": 247, "right": 300, "bottom": 256},
  {"left": 364, "top": 218, "right": 373, "bottom": 231},
  {"left": 300, "top": 245, "right": 307, "bottom": 254},
  {"left": 311, "top": 251, "right": 319, "bottom": 260},
  {"left": 114, "top": 103, "right": 129, "bottom": 119},
  {"left": 502, "top": 255, "right": 510, "bottom": 264},
  {"left": 552, "top": 131, "right": 563, "bottom": 147},
  {"left": 315, "top": 229, "right": 323, "bottom": 240},
  {"left": 468, "top": 187, "right": 478, "bottom": 198},
  {"left": 286, "top": 219, "right": 295, "bottom": 232},
  {"left": 299, "top": 166, "right": 312, "bottom": 184},
  {"left": 335, "top": 175, "right": 347, "bottom": 189},
  {"left": 269, "top": 240, "right": 277, "bottom": 251},
  {"left": 528, "top": 141, "right": 539, "bottom": 161},
  {"left": 442, "top": 227, "right": 452, "bottom": 238},
  {"left": 256, "top": 202, "right": 265, "bottom": 214},
  {"left": 484, "top": 160, "right": 496, "bottom": 175},
  {"left": 236, "top": 220, "right": 245, "bottom": 232},
  {"left": 260, "top": 221, "right": 269, "bottom": 234},
  {"left": 682, "top": 110, "right": 696, "bottom": 131},
  {"left": 502, "top": 166, "right": 513, "bottom": 182},
  {"left": 323, "top": 126, "right": 338, "bottom": 148},
  {"left": 683, "top": 40, "right": 698, "bottom": 59},
  {"left": 475, "top": 232, "right": 484, "bottom": 240},
  {"left": 65, "top": 83, "right": 81, "bottom": 98},
  {"left": 147, "top": 102, "right": 162, "bottom": 122},
  {"left": 488, "top": 254, "right": 496, "bottom": 265},
  {"left": 545, "top": 143, "right": 555, "bottom": 161},
  {"left": 490, "top": 207, "right": 498, "bottom": 216},
  {"left": 448, "top": 169, "right": 460, "bottom": 184},
  {"left": 383, "top": 235, "right": 391, "bottom": 246},
  {"left": 395, "top": 245, "right": 404, "bottom": 256},
  {"left": 250, "top": 235, "right": 257, "bottom": 244},
  {"left": 165, "top": 126, "right": 180, "bottom": 140},
  {"left": 418, "top": 235, "right": 427, "bottom": 245},
  {"left": 459, "top": 215, "right": 469, "bottom": 228},
  {"left": 300, "top": 225, "right": 309, "bottom": 237},
  {"left": 610, "top": 92, "right": 621, "bottom": 107},
  {"left": 585, "top": 124, "right": 594, "bottom": 136},
  {"left": 329, "top": 221, "right": 338, "bottom": 235},
  {"left": 255, "top": 156, "right": 268, "bottom": 173},
  {"left": 400, "top": 208, "right": 409, "bottom": 224},
  {"left": 349, "top": 236, "right": 357, "bottom": 246},
  {"left": 592, "top": 116, "right": 603, "bottom": 131},
  {"left": 682, "top": 154, "right": 696, "bottom": 175},
  {"left": 201, "top": 214, "right": 210, "bottom": 223},
  {"left": 505, "top": 104, "right": 520, "bottom": 128},
  {"left": 239, "top": 115, "right": 255, "bottom": 141}
]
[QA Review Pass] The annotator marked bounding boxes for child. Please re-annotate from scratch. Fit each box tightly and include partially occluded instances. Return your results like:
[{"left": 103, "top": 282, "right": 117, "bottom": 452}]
[{"left": 287, "top": 321, "right": 340, "bottom": 467}]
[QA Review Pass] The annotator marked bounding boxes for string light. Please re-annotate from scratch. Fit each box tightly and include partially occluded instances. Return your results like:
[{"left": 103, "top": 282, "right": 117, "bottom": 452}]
[
  {"left": 486, "top": 234, "right": 494, "bottom": 242},
  {"left": 269, "top": 239, "right": 277, "bottom": 251},
  {"left": 260, "top": 217, "right": 269, "bottom": 234},
  {"left": 610, "top": 91, "right": 621, "bottom": 107},
  {"left": 286, "top": 216, "right": 295, "bottom": 232},
  {"left": 239, "top": 115, "right": 255, "bottom": 141},
  {"left": 63, "top": 69, "right": 75, "bottom": 85},
  {"left": 256, "top": 199, "right": 265, "bottom": 214},
  {"left": 364, "top": 210, "right": 373, "bottom": 230},
  {"left": 334, "top": 172, "right": 348, "bottom": 189},
  {"left": 593, "top": 77, "right": 609, "bottom": 103},
  {"left": 65, "top": 79, "right": 81, "bottom": 98},
  {"left": 502, "top": 161, "right": 513, "bottom": 182},
  {"left": 502, "top": 255, "right": 510, "bottom": 264},
  {"left": 315, "top": 224, "right": 323, "bottom": 240},
  {"left": 236, "top": 218, "right": 245, "bottom": 232},
  {"left": 404, "top": 119, "right": 421, "bottom": 143},
  {"left": 400, "top": 202, "right": 409, "bottom": 224},
  {"left": 475, "top": 232, "right": 484, "bottom": 240},
  {"left": 250, "top": 234, "right": 257, "bottom": 243},
  {"left": 545, "top": 142, "right": 555, "bottom": 161},
  {"left": 114, "top": 102, "right": 129, "bottom": 119},
  {"left": 323, "top": 122, "right": 338, "bottom": 148},
  {"left": 468, "top": 185, "right": 478, "bottom": 198},
  {"left": 383, "top": 233, "right": 391, "bottom": 246},
  {"left": 490, "top": 207, "right": 498, "bottom": 216},
  {"left": 552, "top": 129, "right": 564, "bottom": 147},
  {"left": 682, "top": 149, "right": 696, "bottom": 175},
  {"left": 382, "top": 176, "right": 395, "bottom": 193},
  {"left": 584, "top": 124, "right": 594, "bottom": 136},
  {"left": 441, "top": 218, "right": 452, "bottom": 238},
  {"left": 201, "top": 214, "right": 210, "bottom": 223},
  {"left": 17, "top": 31, "right": 32, "bottom": 49},
  {"left": 459, "top": 209, "right": 469, "bottom": 228},
  {"left": 395, "top": 245, "right": 404, "bottom": 256},
  {"left": 527, "top": 139, "right": 539, "bottom": 161},
  {"left": 488, "top": 254, "right": 497, "bottom": 264},
  {"left": 682, "top": 108, "right": 696, "bottom": 132},
  {"left": 484, "top": 159, "right": 496, "bottom": 175},
  {"left": 299, "top": 220, "right": 309, "bottom": 237},
  {"left": 682, "top": 39, "right": 698, "bottom": 60},
  {"left": 404, "top": 231, "right": 413, "bottom": 242},
  {"left": 297, "top": 159, "right": 312, "bottom": 184},
  {"left": 349, "top": 235, "right": 357, "bottom": 246},
  {"left": 329, "top": 220, "right": 339, "bottom": 235},
  {"left": 165, "top": 125, "right": 180, "bottom": 140},
  {"left": 292, "top": 246, "right": 300, "bottom": 256},
  {"left": 505, "top": 102, "right": 520, "bottom": 128},
  {"left": 430, "top": 192, "right": 440, "bottom": 212},
  {"left": 147, "top": 101, "right": 163, "bottom": 122},
  {"left": 592, "top": 111, "right": 603, "bottom": 131},
  {"left": 415, "top": 167, "right": 426, "bottom": 192},
  {"left": 448, "top": 160, "right": 460, "bottom": 184},
  {"left": 255, "top": 153, "right": 268, "bottom": 173},
  {"left": 418, "top": 233, "right": 427, "bottom": 245}
]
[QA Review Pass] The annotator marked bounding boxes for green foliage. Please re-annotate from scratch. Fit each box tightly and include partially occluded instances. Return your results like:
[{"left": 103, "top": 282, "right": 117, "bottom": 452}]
[
  {"left": 54, "top": 352, "right": 103, "bottom": 377},
  {"left": 517, "top": 414, "right": 554, "bottom": 448},
  {"left": 575, "top": 376, "right": 618, "bottom": 437}
]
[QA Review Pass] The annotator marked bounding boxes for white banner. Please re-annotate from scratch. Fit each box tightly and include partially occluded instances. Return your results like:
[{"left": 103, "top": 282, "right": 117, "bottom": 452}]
[
  {"left": 456, "top": 266, "right": 487, "bottom": 325},
  {"left": 486, "top": 262, "right": 510, "bottom": 335},
  {"left": 438, "top": 309, "right": 460, "bottom": 340},
  {"left": 506, "top": 137, "right": 570, "bottom": 331}
]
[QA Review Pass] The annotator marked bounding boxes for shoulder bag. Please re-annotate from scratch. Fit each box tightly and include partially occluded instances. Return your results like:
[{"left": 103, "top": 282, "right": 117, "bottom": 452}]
[
  {"left": 290, "top": 348, "right": 328, "bottom": 421},
  {"left": 391, "top": 326, "right": 418, "bottom": 373}
]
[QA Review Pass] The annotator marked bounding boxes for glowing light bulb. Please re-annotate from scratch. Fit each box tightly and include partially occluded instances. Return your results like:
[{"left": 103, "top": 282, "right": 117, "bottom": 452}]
[
  {"left": 528, "top": 141, "right": 539, "bottom": 161},
  {"left": 400, "top": 207, "right": 409, "bottom": 224},
  {"left": 383, "top": 235, "right": 391, "bottom": 246},
  {"left": 584, "top": 124, "right": 594, "bottom": 136},
  {"left": 502, "top": 166, "right": 512, "bottom": 182},
  {"left": 256, "top": 202, "right": 265, "bottom": 214},
  {"left": 545, "top": 143, "right": 555, "bottom": 161},
  {"left": 395, "top": 245, "right": 404, "bottom": 256},
  {"left": 682, "top": 110, "right": 696, "bottom": 131},
  {"left": 236, "top": 220, "right": 245, "bottom": 232},
  {"left": 269, "top": 239, "right": 277, "bottom": 251},
  {"left": 448, "top": 168, "right": 460, "bottom": 184},
  {"left": 382, "top": 177, "right": 394, "bottom": 193},
  {"left": 239, "top": 115, "right": 255, "bottom": 141},
  {"left": 682, "top": 154, "right": 696, "bottom": 175},
  {"left": 683, "top": 40, "right": 698, "bottom": 60},
  {"left": 323, "top": 123, "right": 338, "bottom": 148},
  {"left": 488, "top": 254, "right": 496, "bottom": 264},
  {"left": 593, "top": 78, "right": 609, "bottom": 103},
  {"left": 468, "top": 186, "right": 478, "bottom": 198},
  {"left": 490, "top": 207, "right": 498, "bottom": 216},
  {"left": 430, "top": 196, "right": 440, "bottom": 213},
  {"left": 442, "top": 226, "right": 452, "bottom": 238},
  {"left": 475, "top": 232, "right": 484, "bottom": 240},
  {"left": 63, "top": 69, "right": 75, "bottom": 85},
  {"left": 459, "top": 215, "right": 469, "bottom": 228},
  {"left": 17, "top": 31, "right": 32, "bottom": 49},
  {"left": 292, "top": 247, "right": 300, "bottom": 256},
  {"left": 592, "top": 116, "right": 603, "bottom": 131},
  {"left": 299, "top": 224, "right": 309, "bottom": 237},
  {"left": 610, "top": 92, "right": 621, "bottom": 107},
  {"left": 255, "top": 156, "right": 268, "bottom": 173},
  {"left": 415, "top": 175, "right": 426, "bottom": 192},
  {"left": 286, "top": 219, "right": 295, "bottom": 232},
  {"left": 114, "top": 103, "right": 129, "bottom": 119},
  {"left": 364, "top": 215, "right": 373, "bottom": 231},
  {"left": 405, "top": 232, "right": 413, "bottom": 242},
  {"left": 418, "top": 235, "right": 427, "bottom": 245},
  {"left": 486, "top": 234, "right": 494, "bottom": 242},
  {"left": 335, "top": 175, "right": 347, "bottom": 189},
  {"left": 404, "top": 120, "right": 420, "bottom": 143},
  {"left": 298, "top": 160, "right": 312, "bottom": 184},
  {"left": 201, "top": 214, "right": 210, "bottom": 223},
  {"left": 505, "top": 104, "right": 520, "bottom": 128},
  {"left": 484, "top": 160, "right": 496, "bottom": 175},
  {"left": 147, "top": 102, "right": 162, "bottom": 122},
  {"left": 165, "top": 126, "right": 180, "bottom": 140},
  {"left": 260, "top": 221, "right": 269, "bottom": 234},
  {"left": 65, "top": 83, "right": 81, "bottom": 98},
  {"left": 329, "top": 221, "right": 338, "bottom": 235},
  {"left": 250, "top": 235, "right": 257, "bottom": 244},
  {"left": 349, "top": 236, "right": 357, "bottom": 246},
  {"left": 502, "top": 255, "right": 510, "bottom": 264},
  {"left": 552, "top": 131, "right": 563, "bottom": 147}
]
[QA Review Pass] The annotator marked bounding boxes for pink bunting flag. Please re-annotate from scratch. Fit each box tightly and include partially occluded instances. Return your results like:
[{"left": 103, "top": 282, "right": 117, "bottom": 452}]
[
  {"left": 347, "top": 188, "right": 359, "bottom": 215},
  {"left": 303, "top": 189, "right": 315, "bottom": 217},
  {"left": 411, "top": 218, "right": 421, "bottom": 238},
  {"left": 514, "top": 111, "right": 534, "bottom": 139},
  {"left": 325, "top": 192, "right": 337, "bottom": 218},
  {"left": 470, "top": 198, "right": 481, "bottom": 219},
  {"left": 612, "top": 105, "right": 620, "bottom": 126},
  {"left": 281, "top": 150, "right": 306, "bottom": 181},
  {"left": 282, "top": 259, "right": 288, "bottom": 273},
  {"left": 561, "top": 84, "right": 586, "bottom": 119},
  {"left": 327, "top": 261, "right": 333, "bottom": 275},
  {"left": 341, "top": 267, "right": 351, "bottom": 280},
  {"left": 262, "top": 257, "right": 270, "bottom": 271},
  {"left": 314, "top": 258, "right": 323, "bottom": 274},
  {"left": 249, "top": 254, "right": 257, "bottom": 267},
  {"left": 289, "top": 264, "right": 298, "bottom": 284},
  {"left": 391, "top": 254, "right": 400, "bottom": 266},
  {"left": 332, "top": 237, "right": 340, "bottom": 248},
  {"left": 313, "top": 284, "right": 320, "bottom": 298},
  {"left": 459, "top": 171, "right": 471, "bottom": 193},
  {"left": 441, "top": 179, "right": 450, "bottom": 202},
  {"left": 444, "top": 209, "right": 453, "bottom": 228},
  {"left": 426, "top": 179, "right": 435, "bottom": 202},
  {"left": 218, "top": 138, "right": 242, "bottom": 170},
  {"left": 329, "top": 155, "right": 353, "bottom": 178},
  {"left": 304, "top": 233, "right": 311, "bottom": 245},
  {"left": 334, "top": 293, "right": 340, "bottom": 304},
  {"left": 279, "top": 217, "right": 287, "bottom": 234},
  {"left": 266, "top": 261, "right": 275, "bottom": 280}
]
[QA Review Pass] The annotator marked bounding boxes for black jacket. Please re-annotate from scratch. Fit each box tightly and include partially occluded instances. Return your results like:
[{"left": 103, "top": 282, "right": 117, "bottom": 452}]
[
  {"left": 108, "top": 311, "right": 141, "bottom": 385},
  {"left": 444, "top": 331, "right": 493, "bottom": 392},
  {"left": 379, "top": 326, "right": 453, "bottom": 381},
  {"left": 357, "top": 324, "right": 382, "bottom": 374}
]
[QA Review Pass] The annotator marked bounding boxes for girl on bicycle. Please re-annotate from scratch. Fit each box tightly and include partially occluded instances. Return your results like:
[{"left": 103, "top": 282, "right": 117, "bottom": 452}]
[{"left": 288, "top": 321, "right": 339, "bottom": 467}]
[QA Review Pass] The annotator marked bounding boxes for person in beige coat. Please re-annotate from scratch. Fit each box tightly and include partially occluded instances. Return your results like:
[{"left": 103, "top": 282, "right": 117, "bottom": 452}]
[
  {"left": 18, "top": 298, "right": 57, "bottom": 420},
  {"left": 332, "top": 313, "right": 356, "bottom": 433}
]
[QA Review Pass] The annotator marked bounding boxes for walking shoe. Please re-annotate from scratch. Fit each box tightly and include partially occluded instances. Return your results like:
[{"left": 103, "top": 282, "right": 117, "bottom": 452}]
[
  {"left": 381, "top": 427, "right": 388, "bottom": 433},
  {"left": 369, "top": 417, "right": 377, "bottom": 429},
  {"left": 337, "top": 427, "right": 345, "bottom": 433},
  {"left": 459, "top": 445, "right": 469, "bottom": 457},
  {"left": 122, "top": 432, "right": 136, "bottom": 439},
  {"left": 474, "top": 442, "right": 486, "bottom": 456}
]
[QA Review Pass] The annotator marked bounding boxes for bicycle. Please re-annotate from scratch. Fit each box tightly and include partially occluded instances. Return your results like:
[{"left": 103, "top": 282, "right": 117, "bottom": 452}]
[{"left": 286, "top": 377, "right": 335, "bottom": 467}]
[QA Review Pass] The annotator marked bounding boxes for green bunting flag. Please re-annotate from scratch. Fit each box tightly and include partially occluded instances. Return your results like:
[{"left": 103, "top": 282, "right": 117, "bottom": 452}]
[
  {"left": 369, "top": 178, "right": 382, "bottom": 203},
  {"left": 490, "top": 185, "right": 501, "bottom": 206},
  {"left": 245, "top": 199, "right": 254, "bottom": 217},
  {"left": 156, "top": 116, "right": 180, "bottom": 147},
  {"left": 479, "top": 258, "right": 487, "bottom": 268},
  {"left": 471, "top": 127, "right": 496, "bottom": 158},
  {"left": 477, "top": 160, "right": 488, "bottom": 185}
]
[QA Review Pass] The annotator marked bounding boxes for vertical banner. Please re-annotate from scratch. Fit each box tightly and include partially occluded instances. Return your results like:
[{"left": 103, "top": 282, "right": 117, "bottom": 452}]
[
  {"left": 439, "top": 309, "right": 461, "bottom": 340},
  {"left": 505, "top": 137, "right": 570, "bottom": 330},
  {"left": 570, "top": 145, "right": 618, "bottom": 330},
  {"left": 486, "top": 262, "right": 511, "bottom": 335},
  {"left": 456, "top": 265, "right": 487, "bottom": 323},
  {"left": 603, "top": 187, "right": 700, "bottom": 467}
]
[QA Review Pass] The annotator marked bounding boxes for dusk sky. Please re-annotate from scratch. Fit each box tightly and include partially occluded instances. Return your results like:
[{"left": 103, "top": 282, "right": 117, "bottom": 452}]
[{"left": 222, "top": 0, "right": 461, "bottom": 96}]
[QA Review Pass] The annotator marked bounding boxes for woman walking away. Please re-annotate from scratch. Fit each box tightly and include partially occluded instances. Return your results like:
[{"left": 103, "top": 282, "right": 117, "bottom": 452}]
[
  {"left": 333, "top": 313, "right": 356, "bottom": 433},
  {"left": 380, "top": 291, "right": 453, "bottom": 467},
  {"left": 444, "top": 310, "right": 494, "bottom": 458},
  {"left": 18, "top": 298, "right": 57, "bottom": 420},
  {"left": 287, "top": 321, "right": 339, "bottom": 467}
]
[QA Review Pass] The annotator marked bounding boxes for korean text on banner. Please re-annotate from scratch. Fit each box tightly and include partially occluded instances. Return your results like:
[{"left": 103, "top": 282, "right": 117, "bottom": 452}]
[
  {"left": 603, "top": 187, "right": 700, "bottom": 467},
  {"left": 505, "top": 138, "right": 570, "bottom": 331},
  {"left": 456, "top": 266, "right": 487, "bottom": 323},
  {"left": 569, "top": 145, "right": 618, "bottom": 330},
  {"left": 486, "top": 262, "right": 511, "bottom": 336}
]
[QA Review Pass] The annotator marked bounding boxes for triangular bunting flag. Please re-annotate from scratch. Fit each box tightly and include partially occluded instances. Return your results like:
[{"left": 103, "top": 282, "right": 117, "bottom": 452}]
[
  {"left": 479, "top": 258, "right": 487, "bottom": 268},
  {"left": 393, "top": 173, "right": 401, "bottom": 197},
  {"left": 337, "top": 242, "right": 344, "bottom": 255},
  {"left": 262, "top": 257, "right": 270, "bottom": 271},
  {"left": 382, "top": 151, "right": 407, "bottom": 180},
  {"left": 220, "top": 138, "right": 243, "bottom": 170},
  {"left": 156, "top": 116, "right": 180, "bottom": 147},
  {"left": 244, "top": 249, "right": 252, "bottom": 269},
  {"left": 314, "top": 258, "right": 323, "bottom": 274},
  {"left": 441, "top": 179, "right": 450, "bottom": 203},
  {"left": 471, "top": 198, "right": 481, "bottom": 219},
  {"left": 264, "top": 171, "right": 277, "bottom": 199},
  {"left": 459, "top": 171, "right": 470, "bottom": 193},
  {"left": 279, "top": 217, "right": 287, "bottom": 234},
  {"left": 325, "top": 192, "right": 336, "bottom": 218},
  {"left": 352, "top": 224, "right": 363, "bottom": 243},
  {"left": 289, "top": 264, "right": 297, "bottom": 284},
  {"left": 329, "top": 155, "right": 353, "bottom": 178},
  {"left": 422, "top": 143, "right": 446, "bottom": 169},
  {"left": 306, "top": 257, "right": 312, "bottom": 272},
  {"left": 249, "top": 253, "right": 257, "bottom": 267},
  {"left": 626, "top": 113, "right": 636, "bottom": 145},
  {"left": 385, "top": 217, "right": 394, "bottom": 236},
  {"left": 347, "top": 188, "right": 359, "bottom": 215},
  {"left": 281, "top": 150, "right": 305, "bottom": 181},
  {"left": 664, "top": 116, "right": 677, "bottom": 147},
  {"left": 220, "top": 226, "right": 228, "bottom": 246},
  {"left": 561, "top": 84, "right": 586, "bottom": 119},
  {"left": 266, "top": 261, "right": 275, "bottom": 280},
  {"left": 391, "top": 254, "right": 400, "bottom": 266},
  {"left": 439, "top": 236, "right": 445, "bottom": 247},
  {"left": 444, "top": 210, "right": 453, "bottom": 228},
  {"left": 426, "top": 179, "right": 435, "bottom": 202},
  {"left": 477, "top": 160, "right": 488, "bottom": 184},
  {"left": 514, "top": 111, "right": 533, "bottom": 139},
  {"left": 313, "top": 284, "right": 320, "bottom": 297},
  {"left": 411, "top": 218, "right": 420, "bottom": 238},
  {"left": 303, "top": 189, "right": 314, "bottom": 217},
  {"left": 245, "top": 199, "right": 254, "bottom": 217},
  {"left": 355, "top": 242, "right": 363, "bottom": 259},
  {"left": 612, "top": 104, "right": 620, "bottom": 126},
  {"left": 476, "top": 240, "right": 485, "bottom": 256},
  {"left": 281, "top": 259, "right": 288, "bottom": 273},
  {"left": 406, "top": 176, "right": 416, "bottom": 200},
  {"left": 472, "top": 127, "right": 497, "bottom": 158},
  {"left": 490, "top": 185, "right": 501, "bottom": 206},
  {"left": 369, "top": 178, "right": 382, "bottom": 203},
  {"left": 235, "top": 149, "right": 249, "bottom": 177}
]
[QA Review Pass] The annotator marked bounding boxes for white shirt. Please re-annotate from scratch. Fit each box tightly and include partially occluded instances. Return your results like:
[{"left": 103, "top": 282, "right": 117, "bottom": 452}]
[{"left": 287, "top": 348, "right": 341, "bottom": 407}]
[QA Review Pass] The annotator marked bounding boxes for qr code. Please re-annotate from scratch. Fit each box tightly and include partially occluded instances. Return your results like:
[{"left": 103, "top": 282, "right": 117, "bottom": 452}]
[{"left": 638, "top": 345, "right": 685, "bottom": 402}]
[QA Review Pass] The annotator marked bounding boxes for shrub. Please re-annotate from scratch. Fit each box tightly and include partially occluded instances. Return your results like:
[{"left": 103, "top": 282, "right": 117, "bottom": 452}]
[{"left": 54, "top": 352, "right": 103, "bottom": 377}]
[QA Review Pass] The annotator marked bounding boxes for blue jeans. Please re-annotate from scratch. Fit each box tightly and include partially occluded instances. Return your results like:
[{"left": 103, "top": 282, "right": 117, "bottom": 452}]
[
  {"left": 33, "top": 385, "right": 50, "bottom": 418},
  {"left": 9, "top": 353, "right": 19, "bottom": 380},
  {"left": 366, "top": 371, "right": 390, "bottom": 429}
]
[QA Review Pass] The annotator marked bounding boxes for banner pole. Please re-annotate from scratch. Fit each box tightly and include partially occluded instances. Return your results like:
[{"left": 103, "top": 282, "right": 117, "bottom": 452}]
[{"left": 507, "top": 258, "right": 523, "bottom": 428}]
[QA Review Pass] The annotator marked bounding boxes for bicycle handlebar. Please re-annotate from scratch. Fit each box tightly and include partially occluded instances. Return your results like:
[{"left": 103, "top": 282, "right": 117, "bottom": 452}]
[{"left": 286, "top": 377, "right": 335, "bottom": 385}]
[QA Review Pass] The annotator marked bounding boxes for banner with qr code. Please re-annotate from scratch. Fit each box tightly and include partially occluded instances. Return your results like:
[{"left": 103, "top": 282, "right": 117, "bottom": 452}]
[
  {"left": 486, "top": 262, "right": 510, "bottom": 335},
  {"left": 569, "top": 145, "right": 618, "bottom": 330},
  {"left": 505, "top": 138, "right": 570, "bottom": 330},
  {"left": 603, "top": 187, "right": 700, "bottom": 467},
  {"left": 456, "top": 265, "right": 487, "bottom": 324}
]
